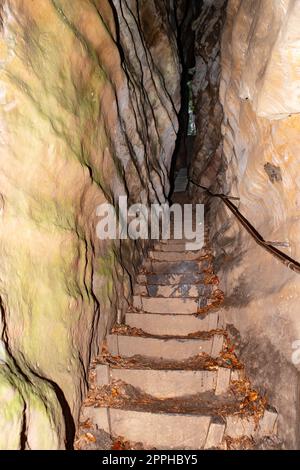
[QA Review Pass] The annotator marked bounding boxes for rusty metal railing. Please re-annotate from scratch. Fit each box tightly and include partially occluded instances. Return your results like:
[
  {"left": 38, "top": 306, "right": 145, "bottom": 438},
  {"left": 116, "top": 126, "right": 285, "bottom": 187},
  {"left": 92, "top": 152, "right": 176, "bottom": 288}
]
[{"left": 189, "top": 179, "right": 300, "bottom": 274}]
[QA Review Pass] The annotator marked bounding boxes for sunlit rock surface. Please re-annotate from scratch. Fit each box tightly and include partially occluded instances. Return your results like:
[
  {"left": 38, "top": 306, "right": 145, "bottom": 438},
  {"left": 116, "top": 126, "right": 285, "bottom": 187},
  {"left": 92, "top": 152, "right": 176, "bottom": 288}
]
[
  {"left": 0, "top": 0, "right": 180, "bottom": 449},
  {"left": 211, "top": 0, "right": 300, "bottom": 448}
]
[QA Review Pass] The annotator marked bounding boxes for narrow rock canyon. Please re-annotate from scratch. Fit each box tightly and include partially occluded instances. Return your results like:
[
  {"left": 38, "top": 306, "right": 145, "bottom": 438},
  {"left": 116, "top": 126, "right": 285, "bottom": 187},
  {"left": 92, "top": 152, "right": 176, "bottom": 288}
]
[{"left": 0, "top": 0, "right": 300, "bottom": 451}]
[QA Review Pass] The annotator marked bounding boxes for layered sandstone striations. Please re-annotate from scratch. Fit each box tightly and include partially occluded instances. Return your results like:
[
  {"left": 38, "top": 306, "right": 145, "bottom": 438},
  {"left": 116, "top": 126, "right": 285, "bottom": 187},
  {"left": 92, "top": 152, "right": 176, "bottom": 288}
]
[
  {"left": 189, "top": 0, "right": 227, "bottom": 186},
  {"left": 0, "top": 0, "right": 180, "bottom": 449},
  {"left": 211, "top": 0, "right": 300, "bottom": 448}
]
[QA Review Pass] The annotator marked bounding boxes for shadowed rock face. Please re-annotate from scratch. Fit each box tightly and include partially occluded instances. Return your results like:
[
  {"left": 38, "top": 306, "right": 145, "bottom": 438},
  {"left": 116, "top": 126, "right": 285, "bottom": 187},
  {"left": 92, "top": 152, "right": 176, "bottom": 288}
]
[
  {"left": 189, "top": 0, "right": 227, "bottom": 186},
  {"left": 0, "top": 0, "right": 180, "bottom": 449}
]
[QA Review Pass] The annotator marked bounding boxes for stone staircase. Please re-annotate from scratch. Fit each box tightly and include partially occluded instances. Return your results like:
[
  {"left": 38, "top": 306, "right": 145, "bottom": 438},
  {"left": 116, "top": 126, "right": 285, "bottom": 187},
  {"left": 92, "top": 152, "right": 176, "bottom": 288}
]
[{"left": 78, "top": 233, "right": 278, "bottom": 450}]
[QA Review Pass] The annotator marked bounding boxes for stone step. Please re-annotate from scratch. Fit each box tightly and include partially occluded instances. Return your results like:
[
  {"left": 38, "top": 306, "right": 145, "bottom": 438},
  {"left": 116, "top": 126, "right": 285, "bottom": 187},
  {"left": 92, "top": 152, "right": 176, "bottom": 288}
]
[
  {"left": 154, "top": 242, "right": 202, "bottom": 252},
  {"left": 126, "top": 311, "right": 225, "bottom": 335},
  {"left": 158, "top": 237, "right": 198, "bottom": 245},
  {"left": 101, "top": 408, "right": 212, "bottom": 449},
  {"left": 133, "top": 295, "right": 199, "bottom": 314},
  {"left": 107, "top": 333, "right": 224, "bottom": 360},
  {"left": 137, "top": 272, "right": 209, "bottom": 286},
  {"left": 224, "top": 407, "right": 278, "bottom": 439},
  {"left": 142, "top": 260, "right": 207, "bottom": 275},
  {"left": 174, "top": 177, "right": 188, "bottom": 192},
  {"left": 204, "top": 418, "right": 226, "bottom": 449},
  {"left": 134, "top": 283, "right": 212, "bottom": 298},
  {"left": 155, "top": 240, "right": 208, "bottom": 252},
  {"left": 94, "top": 364, "right": 232, "bottom": 398},
  {"left": 149, "top": 250, "right": 205, "bottom": 262},
  {"left": 84, "top": 406, "right": 277, "bottom": 450}
]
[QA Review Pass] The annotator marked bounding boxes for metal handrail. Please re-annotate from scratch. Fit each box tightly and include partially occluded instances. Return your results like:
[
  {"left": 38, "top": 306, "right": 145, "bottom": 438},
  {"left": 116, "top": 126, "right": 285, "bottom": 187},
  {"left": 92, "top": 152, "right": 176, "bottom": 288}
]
[{"left": 189, "top": 179, "right": 300, "bottom": 274}]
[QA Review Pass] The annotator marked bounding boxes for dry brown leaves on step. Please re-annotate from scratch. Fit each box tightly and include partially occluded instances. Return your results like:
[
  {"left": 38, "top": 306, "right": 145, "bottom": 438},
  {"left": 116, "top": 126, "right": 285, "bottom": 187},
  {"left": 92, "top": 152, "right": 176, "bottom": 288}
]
[
  {"left": 110, "top": 323, "right": 227, "bottom": 341},
  {"left": 197, "top": 289, "right": 225, "bottom": 315},
  {"left": 200, "top": 253, "right": 213, "bottom": 262},
  {"left": 74, "top": 419, "right": 95, "bottom": 450},
  {"left": 111, "top": 437, "right": 147, "bottom": 450},
  {"left": 204, "top": 273, "right": 220, "bottom": 285},
  {"left": 187, "top": 328, "right": 227, "bottom": 339},
  {"left": 139, "top": 266, "right": 149, "bottom": 274},
  {"left": 231, "top": 378, "right": 267, "bottom": 424},
  {"left": 75, "top": 424, "right": 113, "bottom": 451},
  {"left": 220, "top": 337, "right": 267, "bottom": 421},
  {"left": 83, "top": 380, "right": 152, "bottom": 409},
  {"left": 97, "top": 351, "right": 221, "bottom": 371},
  {"left": 223, "top": 436, "right": 255, "bottom": 450},
  {"left": 111, "top": 324, "right": 145, "bottom": 337},
  {"left": 83, "top": 378, "right": 265, "bottom": 420},
  {"left": 74, "top": 433, "right": 96, "bottom": 450},
  {"left": 220, "top": 335, "right": 243, "bottom": 369},
  {"left": 96, "top": 347, "right": 246, "bottom": 372}
]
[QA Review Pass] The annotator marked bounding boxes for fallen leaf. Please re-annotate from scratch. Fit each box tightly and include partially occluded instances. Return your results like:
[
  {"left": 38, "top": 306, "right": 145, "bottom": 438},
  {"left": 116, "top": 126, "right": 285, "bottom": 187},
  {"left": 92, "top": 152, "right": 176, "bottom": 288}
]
[
  {"left": 248, "top": 391, "right": 258, "bottom": 402},
  {"left": 112, "top": 440, "right": 124, "bottom": 450},
  {"left": 85, "top": 433, "right": 96, "bottom": 443}
]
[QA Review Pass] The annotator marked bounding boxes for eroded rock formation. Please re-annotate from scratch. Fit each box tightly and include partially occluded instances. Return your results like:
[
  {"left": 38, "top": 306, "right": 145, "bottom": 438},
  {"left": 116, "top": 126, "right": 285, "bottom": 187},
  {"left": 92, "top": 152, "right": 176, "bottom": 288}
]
[
  {"left": 189, "top": 0, "right": 300, "bottom": 448},
  {"left": 0, "top": 0, "right": 180, "bottom": 449},
  {"left": 189, "top": 0, "right": 227, "bottom": 186},
  {"left": 1, "top": 0, "right": 300, "bottom": 451}
]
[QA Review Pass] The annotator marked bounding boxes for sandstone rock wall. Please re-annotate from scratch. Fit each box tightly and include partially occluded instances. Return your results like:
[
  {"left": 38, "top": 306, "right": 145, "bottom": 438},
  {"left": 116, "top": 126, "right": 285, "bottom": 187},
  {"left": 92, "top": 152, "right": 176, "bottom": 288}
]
[
  {"left": 212, "top": 0, "right": 300, "bottom": 448},
  {"left": 0, "top": 0, "right": 180, "bottom": 449},
  {"left": 189, "top": 0, "right": 227, "bottom": 186}
]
